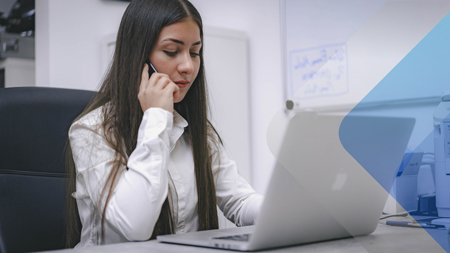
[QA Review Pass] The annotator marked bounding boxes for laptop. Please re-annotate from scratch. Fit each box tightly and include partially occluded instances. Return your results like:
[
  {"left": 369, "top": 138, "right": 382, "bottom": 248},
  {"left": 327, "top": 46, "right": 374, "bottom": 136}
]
[{"left": 157, "top": 110, "right": 415, "bottom": 251}]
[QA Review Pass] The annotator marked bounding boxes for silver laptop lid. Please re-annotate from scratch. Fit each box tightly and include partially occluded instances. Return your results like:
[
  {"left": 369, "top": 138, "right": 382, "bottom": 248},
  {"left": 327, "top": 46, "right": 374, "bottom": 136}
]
[{"left": 248, "top": 110, "right": 415, "bottom": 250}]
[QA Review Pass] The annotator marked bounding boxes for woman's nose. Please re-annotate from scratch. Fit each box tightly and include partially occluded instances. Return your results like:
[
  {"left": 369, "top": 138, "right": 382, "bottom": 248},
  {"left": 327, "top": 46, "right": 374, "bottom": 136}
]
[{"left": 178, "top": 53, "right": 194, "bottom": 74}]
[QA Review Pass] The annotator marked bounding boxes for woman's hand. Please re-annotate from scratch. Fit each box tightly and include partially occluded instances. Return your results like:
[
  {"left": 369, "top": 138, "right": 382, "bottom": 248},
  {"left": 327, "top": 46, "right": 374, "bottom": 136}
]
[{"left": 138, "top": 64, "right": 180, "bottom": 113}]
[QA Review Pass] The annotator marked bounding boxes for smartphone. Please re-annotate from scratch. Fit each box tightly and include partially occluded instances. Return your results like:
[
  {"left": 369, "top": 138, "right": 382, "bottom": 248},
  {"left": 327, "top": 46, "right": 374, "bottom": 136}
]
[{"left": 145, "top": 59, "right": 157, "bottom": 76}]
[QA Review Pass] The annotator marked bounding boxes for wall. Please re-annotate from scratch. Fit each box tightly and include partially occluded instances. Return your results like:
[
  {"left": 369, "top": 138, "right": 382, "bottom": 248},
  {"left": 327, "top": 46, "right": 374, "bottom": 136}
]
[
  {"left": 35, "top": 0, "right": 129, "bottom": 90},
  {"left": 35, "top": 0, "right": 284, "bottom": 194}
]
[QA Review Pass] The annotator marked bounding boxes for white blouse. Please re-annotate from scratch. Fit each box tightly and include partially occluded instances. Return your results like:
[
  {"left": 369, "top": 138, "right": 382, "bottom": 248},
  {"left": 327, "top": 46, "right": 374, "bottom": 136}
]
[{"left": 69, "top": 106, "right": 263, "bottom": 247}]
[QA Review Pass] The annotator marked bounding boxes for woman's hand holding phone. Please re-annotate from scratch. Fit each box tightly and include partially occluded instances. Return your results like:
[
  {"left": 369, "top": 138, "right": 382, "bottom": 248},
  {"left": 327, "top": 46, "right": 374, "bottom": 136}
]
[{"left": 138, "top": 63, "right": 180, "bottom": 113}]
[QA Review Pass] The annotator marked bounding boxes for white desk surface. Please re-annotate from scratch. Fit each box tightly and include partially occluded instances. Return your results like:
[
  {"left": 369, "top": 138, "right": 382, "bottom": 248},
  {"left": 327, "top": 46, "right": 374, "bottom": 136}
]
[{"left": 40, "top": 222, "right": 449, "bottom": 253}]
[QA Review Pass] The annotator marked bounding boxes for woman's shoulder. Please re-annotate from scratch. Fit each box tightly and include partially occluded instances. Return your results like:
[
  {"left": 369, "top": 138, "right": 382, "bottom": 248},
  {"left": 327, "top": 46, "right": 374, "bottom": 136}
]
[{"left": 70, "top": 105, "right": 106, "bottom": 134}]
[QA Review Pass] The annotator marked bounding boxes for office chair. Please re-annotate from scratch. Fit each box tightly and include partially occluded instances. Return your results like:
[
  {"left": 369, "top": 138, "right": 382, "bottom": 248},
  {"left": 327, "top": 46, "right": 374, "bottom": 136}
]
[{"left": 0, "top": 87, "right": 96, "bottom": 253}]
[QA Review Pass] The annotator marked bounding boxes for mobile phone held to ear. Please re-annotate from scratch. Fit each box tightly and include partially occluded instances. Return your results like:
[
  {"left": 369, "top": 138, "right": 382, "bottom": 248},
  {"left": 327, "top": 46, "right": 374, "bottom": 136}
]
[{"left": 145, "top": 59, "right": 158, "bottom": 76}]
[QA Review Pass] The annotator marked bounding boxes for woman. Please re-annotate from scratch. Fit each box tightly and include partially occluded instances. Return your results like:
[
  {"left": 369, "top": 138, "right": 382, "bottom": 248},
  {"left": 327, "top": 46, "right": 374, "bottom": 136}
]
[{"left": 65, "top": 0, "right": 263, "bottom": 248}]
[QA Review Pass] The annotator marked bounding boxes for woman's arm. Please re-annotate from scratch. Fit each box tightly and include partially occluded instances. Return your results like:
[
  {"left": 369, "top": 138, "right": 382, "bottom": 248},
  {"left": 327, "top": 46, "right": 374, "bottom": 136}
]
[
  {"left": 69, "top": 107, "right": 173, "bottom": 241},
  {"left": 212, "top": 143, "right": 264, "bottom": 227}
]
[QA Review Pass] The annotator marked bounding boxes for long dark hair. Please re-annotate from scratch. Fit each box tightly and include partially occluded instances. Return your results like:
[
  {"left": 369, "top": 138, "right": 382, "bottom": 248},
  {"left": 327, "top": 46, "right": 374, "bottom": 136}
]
[{"left": 65, "top": 0, "right": 219, "bottom": 247}]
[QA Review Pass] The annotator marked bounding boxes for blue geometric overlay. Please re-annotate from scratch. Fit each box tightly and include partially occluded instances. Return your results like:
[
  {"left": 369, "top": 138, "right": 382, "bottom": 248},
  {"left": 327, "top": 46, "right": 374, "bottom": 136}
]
[{"left": 340, "top": 11, "right": 450, "bottom": 252}]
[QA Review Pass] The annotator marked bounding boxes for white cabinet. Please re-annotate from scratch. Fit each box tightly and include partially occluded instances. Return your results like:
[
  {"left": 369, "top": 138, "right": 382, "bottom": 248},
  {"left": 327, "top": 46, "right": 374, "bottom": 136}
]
[
  {"left": 204, "top": 26, "right": 251, "bottom": 182},
  {"left": 203, "top": 27, "right": 251, "bottom": 229},
  {"left": 0, "top": 57, "right": 35, "bottom": 87}
]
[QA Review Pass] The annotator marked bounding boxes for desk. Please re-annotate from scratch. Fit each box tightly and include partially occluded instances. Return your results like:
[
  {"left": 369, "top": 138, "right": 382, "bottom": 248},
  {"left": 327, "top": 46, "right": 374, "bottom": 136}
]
[{"left": 40, "top": 223, "right": 448, "bottom": 253}]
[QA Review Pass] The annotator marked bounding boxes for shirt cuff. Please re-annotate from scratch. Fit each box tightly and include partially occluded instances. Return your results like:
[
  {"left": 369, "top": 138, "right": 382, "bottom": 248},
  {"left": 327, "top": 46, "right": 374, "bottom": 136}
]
[{"left": 137, "top": 107, "right": 174, "bottom": 145}]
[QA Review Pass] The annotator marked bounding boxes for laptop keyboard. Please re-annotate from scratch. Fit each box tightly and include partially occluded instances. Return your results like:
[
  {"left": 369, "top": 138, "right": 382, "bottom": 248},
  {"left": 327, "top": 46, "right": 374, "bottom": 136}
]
[{"left": 213, "top": 233, "right": 251, "bottom": 242}]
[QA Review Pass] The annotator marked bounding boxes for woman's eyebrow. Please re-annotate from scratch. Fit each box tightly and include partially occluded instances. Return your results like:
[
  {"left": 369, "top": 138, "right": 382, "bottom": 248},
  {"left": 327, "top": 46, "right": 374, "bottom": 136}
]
[{"left": 162, "top": 38, "right": 202, "bottom": 46}]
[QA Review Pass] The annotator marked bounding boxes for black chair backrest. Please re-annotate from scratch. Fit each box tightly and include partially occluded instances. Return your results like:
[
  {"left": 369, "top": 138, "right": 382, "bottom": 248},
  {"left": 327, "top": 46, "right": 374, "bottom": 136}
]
[{"left": 0, "top": 87, "right": 96, "bottom": 253}]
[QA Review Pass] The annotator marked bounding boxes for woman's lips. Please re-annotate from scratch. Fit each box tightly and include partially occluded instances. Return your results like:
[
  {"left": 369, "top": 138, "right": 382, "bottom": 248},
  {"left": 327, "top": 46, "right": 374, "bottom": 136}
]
[{"left": 174, "top": 81, "right": 189, "bottom": 88}]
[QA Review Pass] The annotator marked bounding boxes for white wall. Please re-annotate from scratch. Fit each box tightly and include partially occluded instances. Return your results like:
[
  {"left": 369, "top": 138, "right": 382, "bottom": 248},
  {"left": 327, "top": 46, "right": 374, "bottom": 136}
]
[
  {"left": 35, "top": 0, "right": 129, "bottom": 90},
  {"left": 35, "top": 0, "right": 284, "bottom": 194}
]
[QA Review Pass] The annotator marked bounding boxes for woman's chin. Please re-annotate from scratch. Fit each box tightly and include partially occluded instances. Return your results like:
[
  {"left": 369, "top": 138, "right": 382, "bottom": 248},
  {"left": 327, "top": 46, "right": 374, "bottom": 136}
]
[
  {"left": 173, "top": 93, "right": 187, "bottom": 104},
  {"left": 173, "top": 97, "right": 184, "bottom": 104}
]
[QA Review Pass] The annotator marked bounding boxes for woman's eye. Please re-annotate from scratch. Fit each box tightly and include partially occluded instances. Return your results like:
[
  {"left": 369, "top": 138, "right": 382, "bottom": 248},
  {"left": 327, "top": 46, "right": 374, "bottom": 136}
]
[
  {"left": 164, "top": 51, "right": 177, "bottom": 56},
  {"left": 190, "top": 52, "right": 200, "bottom": 57}
]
